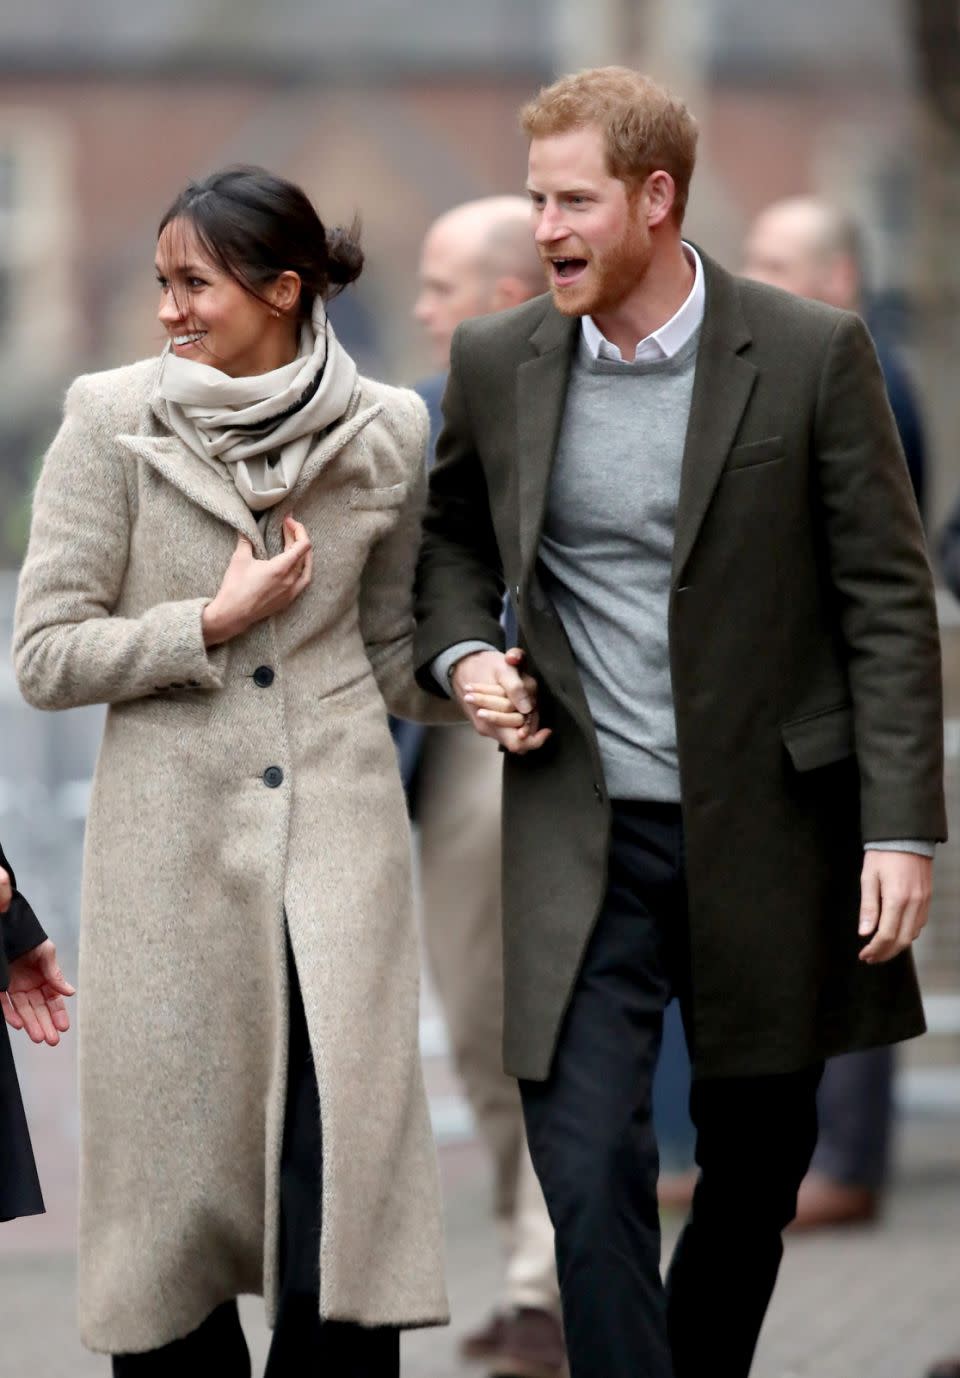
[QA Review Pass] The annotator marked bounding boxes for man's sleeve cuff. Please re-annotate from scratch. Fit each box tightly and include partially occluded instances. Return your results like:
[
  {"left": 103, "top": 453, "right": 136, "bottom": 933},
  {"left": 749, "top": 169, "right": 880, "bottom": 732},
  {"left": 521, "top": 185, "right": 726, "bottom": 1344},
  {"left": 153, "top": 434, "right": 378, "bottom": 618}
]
[
  {"left": 863, "top": 839, "right": 936, "bottom": 858},
  {"left": 431, "top": 641, "right": 500, "bottom": 696}
]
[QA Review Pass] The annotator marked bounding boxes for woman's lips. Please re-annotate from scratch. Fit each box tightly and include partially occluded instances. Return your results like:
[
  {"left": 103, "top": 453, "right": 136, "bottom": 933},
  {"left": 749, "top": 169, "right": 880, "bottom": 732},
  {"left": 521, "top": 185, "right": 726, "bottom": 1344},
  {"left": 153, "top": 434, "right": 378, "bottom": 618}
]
[{"left": 171, "top": 331, "right": 207, "bottom": 352}]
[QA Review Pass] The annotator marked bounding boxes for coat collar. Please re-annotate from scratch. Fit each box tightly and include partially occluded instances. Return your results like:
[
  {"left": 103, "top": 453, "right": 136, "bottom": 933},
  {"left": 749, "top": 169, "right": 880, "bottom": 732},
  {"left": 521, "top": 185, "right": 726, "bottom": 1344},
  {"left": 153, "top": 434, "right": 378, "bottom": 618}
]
[
  {"left": 515, "top": 249, "right": 756, "bottom": 586},
  {"left": 515, "top": 304, "right": 579, "bottom": 575},
  {"left": 120, "top": 385, "right": 383, "bottom": 553}
]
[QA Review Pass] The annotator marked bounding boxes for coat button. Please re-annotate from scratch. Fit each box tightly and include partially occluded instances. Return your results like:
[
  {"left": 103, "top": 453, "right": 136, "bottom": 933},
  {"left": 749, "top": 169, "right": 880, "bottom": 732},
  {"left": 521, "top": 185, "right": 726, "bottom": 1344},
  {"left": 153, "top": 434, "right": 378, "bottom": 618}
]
[
  {"left": 253, "top": 665, "right": 275, "bottom": 687},
  {"left": 593, "top": 783, "right": 604, "bottom": 803},
  {"left": 263, "top": 766, "right": 284, "bottom": 788}
]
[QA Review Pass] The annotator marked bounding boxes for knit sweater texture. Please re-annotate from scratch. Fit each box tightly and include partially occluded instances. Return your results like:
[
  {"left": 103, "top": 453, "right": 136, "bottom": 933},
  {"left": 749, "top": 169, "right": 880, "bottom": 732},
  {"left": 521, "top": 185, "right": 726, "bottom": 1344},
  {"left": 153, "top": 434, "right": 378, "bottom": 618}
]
[{"left": 539, "top": 329, "right": 700, "bottom": 801}]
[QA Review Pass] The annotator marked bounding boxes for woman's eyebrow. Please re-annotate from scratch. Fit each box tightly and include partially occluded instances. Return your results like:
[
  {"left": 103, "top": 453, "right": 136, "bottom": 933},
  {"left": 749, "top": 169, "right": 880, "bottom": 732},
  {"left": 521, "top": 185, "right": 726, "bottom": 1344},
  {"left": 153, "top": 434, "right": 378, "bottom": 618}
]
[{"left": 155, "top": 262, "right": 208, "bottom": 276}]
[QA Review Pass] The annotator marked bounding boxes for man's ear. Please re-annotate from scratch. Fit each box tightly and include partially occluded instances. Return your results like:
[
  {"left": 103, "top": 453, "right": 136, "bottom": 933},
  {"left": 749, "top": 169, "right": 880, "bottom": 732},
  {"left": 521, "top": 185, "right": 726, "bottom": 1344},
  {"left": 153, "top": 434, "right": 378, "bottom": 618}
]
[
  {"left": 644, "top": 171, "right": 677, "bottom": 229},
  {"left": 490, "top": 276, "right": 537, "bottom": 312},
  {"left": 829, "top": 253, "right": 860, "bottom": 311}
]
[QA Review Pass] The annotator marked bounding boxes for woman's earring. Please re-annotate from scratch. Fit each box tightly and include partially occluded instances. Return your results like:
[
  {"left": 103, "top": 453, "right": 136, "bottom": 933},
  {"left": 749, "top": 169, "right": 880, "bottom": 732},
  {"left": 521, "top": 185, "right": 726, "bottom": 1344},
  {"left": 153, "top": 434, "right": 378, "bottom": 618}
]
[{"left": 273, "top": 309, "right": 281, "bottom": 318}]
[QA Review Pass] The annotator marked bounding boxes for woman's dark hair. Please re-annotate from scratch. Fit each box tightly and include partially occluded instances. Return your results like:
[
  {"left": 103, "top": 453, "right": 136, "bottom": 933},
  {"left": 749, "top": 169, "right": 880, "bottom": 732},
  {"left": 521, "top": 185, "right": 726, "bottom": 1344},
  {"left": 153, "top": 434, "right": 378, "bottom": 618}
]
[{"left": 158, "top": 165, "right": 363, "bottom": 318}]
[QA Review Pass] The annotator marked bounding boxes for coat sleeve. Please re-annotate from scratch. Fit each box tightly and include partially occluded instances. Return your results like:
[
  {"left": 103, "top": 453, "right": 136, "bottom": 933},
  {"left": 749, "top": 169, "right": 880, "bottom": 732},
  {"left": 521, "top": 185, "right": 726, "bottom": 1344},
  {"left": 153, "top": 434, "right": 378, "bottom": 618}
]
[
  {"left": 14, "top": 376, "right": 228, "bottom": 711},
  {"left": 413, "top": 325, "right": 512, "bottom": 700},
  {"left": 0, "top": 841, "right": 47, "bottom": 983},
  {"left": 358, "top": 392, "right": 463, "bottom": 725},
  {"left": 413, "top": 327, "right": 508, "bottom": 695},
  {"left": 814, "top": 312, "right": 946, "bottom": 841}
]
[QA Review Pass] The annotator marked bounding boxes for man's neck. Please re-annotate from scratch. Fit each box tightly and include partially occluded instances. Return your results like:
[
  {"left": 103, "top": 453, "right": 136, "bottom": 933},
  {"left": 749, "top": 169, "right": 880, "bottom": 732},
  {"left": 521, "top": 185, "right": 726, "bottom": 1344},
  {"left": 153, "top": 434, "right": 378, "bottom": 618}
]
[{"left": 590, "top": 239, "right": 695, "bottom": 361}]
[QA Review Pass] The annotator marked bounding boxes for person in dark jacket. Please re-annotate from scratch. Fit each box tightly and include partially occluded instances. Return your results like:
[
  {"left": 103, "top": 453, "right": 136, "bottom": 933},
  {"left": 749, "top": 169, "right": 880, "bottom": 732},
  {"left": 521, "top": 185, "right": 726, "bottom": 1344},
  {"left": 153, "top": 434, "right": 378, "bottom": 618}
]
[
  {"left": 0, "top": 840, "right": 74, "bottom": 1220},
  {"left": 741, "top": 195, "right": 929, "bottom": 1230},
  {"left": 415, "top": 70, "right": 943, "bottom": 1378}
]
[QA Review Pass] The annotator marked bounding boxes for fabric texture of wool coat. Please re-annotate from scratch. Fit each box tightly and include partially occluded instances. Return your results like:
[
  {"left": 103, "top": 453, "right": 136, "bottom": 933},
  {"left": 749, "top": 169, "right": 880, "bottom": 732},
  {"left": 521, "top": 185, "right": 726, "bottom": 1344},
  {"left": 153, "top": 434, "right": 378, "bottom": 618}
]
[
  {"left": 14, "top": 358, "right": 460, "bottom": 1353},
  {"left": 414, "top": 250, "right": 947, "bottom": 1085}
]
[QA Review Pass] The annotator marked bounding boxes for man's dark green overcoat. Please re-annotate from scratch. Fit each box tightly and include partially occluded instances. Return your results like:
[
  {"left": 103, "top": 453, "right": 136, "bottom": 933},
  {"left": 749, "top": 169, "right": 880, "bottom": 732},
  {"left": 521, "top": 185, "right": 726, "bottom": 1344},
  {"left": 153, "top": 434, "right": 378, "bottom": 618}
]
[{"left": 414, "top": 251, "right": 946, "bottom": 1082}]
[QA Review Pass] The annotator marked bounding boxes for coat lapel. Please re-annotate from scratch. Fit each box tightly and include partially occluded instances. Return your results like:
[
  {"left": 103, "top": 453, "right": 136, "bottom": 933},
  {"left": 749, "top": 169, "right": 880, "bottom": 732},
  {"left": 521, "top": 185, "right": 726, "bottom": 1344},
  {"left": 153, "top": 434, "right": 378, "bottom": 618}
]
[
  {"left": 671, "top": 254, "right": 757, "bottom": 585},
  {"left": 516, "top": 305, "right": 579, "bottom": 579},
  {"left": 284, "top": 393, "right": 383, "bottom": 509},
  {"left": 117, "top": 433, "right": 266, "bottom": 551},
  {"left": 119, "top": 391, "right": 384, "bottom": 555}
]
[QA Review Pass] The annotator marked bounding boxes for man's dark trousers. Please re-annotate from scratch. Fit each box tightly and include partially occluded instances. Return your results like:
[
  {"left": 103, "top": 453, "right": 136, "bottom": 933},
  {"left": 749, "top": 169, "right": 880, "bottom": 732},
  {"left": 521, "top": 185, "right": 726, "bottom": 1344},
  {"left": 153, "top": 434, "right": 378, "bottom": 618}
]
[{"left": 520, "top": 801, "right": 823, "bottom": 1378}]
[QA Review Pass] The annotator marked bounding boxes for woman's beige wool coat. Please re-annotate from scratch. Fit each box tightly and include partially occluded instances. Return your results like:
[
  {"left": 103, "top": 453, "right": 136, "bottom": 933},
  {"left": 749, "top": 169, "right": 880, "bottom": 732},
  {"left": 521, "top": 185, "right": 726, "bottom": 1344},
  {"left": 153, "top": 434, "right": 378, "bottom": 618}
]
[{"left": 14, "top": 358, "right": 461, "bottom": 1354}]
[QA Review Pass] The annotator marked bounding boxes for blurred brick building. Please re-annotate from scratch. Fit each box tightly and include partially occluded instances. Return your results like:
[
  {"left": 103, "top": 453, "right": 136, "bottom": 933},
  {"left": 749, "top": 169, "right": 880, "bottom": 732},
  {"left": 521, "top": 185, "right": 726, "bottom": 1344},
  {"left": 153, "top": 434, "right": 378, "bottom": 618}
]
[{"left": 2, "top": 0, "right": 954, "bottom": 560}]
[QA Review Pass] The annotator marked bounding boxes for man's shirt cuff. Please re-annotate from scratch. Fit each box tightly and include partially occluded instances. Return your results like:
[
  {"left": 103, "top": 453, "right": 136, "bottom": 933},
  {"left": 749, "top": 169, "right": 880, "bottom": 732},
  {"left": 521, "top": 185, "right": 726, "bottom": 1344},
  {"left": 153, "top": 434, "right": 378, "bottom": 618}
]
[
  {"left": 863, "top": 840, "right": 936, "bottom": 858},
  {"left": 431, "top": 641, "right": 500, "bottom": 696}
]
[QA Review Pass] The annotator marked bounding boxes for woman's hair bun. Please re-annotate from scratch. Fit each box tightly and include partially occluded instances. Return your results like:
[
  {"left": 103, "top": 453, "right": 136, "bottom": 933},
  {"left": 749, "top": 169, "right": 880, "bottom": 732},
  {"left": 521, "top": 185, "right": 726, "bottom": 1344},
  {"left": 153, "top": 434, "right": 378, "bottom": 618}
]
[{"left": 325, "top": 219, "right": 364, "bottom": 295}]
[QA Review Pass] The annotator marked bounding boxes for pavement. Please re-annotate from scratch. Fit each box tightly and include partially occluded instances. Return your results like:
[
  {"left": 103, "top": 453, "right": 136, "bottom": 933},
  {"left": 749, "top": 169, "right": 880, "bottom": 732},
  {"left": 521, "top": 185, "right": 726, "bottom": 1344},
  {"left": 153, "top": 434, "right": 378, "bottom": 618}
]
[{"left": 2, "top": 1011, "right": 959, "bottom": 1378}]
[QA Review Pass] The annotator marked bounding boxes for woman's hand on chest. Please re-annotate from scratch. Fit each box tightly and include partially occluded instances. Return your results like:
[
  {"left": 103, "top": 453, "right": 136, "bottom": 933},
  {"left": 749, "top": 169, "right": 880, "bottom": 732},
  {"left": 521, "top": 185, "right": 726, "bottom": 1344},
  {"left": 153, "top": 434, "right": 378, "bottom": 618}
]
[{"left": 201, "top": 514, "right": 313, "bottom": 647}]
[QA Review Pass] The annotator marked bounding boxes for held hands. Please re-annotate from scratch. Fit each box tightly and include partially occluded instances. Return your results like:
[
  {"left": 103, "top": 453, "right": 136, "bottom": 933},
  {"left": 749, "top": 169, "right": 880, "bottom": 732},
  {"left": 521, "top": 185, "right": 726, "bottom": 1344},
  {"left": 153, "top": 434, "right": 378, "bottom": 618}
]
[
  {"left": 858, "top": 850, "right": 933, "bottom": 964},
  {"left": 451, "top": 648, "right": 551, "bottom": 755},
  {"left": 0, "top": 939, "right": 75, "bottom": 1047},
  {"left": 202, "top": 514, "right": 313, "bottom": 647},
  {"left": 0, "top": 867, "right": 10, "bottom": 914}
]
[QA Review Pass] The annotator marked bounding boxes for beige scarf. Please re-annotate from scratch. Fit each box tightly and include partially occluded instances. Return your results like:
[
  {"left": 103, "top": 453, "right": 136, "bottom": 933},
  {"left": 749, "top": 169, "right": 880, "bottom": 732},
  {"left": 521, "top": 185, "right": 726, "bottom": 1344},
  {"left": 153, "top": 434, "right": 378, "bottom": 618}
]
[{"left": 154, "top": 298, "right": 358, "bottom": 511}]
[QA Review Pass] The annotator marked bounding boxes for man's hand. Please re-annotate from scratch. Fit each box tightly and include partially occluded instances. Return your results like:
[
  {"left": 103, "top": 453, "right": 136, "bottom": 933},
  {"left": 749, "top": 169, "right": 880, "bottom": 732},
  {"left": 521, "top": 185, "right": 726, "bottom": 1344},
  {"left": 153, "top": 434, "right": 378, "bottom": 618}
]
[
  {"left": 0, "top": 867, "right": 11, "bottom": 914},
  {"left": 0, "top": 940, "right": 75, "bottom": 1046},
  {"left": 202, "top": 514, "right": 313, "bottom": 646},
  {"left": 452, "top": 648, "right": 551, "bottom": 755},
  {"left": 858, "top": 850, "right": 933, "bottom": 964}
]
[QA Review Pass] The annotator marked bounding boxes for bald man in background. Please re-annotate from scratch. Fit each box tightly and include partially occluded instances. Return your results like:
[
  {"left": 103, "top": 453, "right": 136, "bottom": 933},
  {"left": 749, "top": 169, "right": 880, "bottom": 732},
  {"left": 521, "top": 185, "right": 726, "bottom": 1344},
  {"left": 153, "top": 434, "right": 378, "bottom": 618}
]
[
  {"left": 404, "top": 198, "right": 564, "bottom": 1378},
  {"left": 743, "top": 197, "right": 925, "bottom": 515},
  {"left": 743, "top": 194, "right": 928, "bottom": 1229}
]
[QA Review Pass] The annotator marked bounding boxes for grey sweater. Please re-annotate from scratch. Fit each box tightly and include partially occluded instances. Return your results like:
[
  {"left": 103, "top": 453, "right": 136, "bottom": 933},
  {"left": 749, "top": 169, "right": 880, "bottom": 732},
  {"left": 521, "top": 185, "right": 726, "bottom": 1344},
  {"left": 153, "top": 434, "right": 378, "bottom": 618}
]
[{"left": 539, "top": 330, "right": 700, "bottom": 802}]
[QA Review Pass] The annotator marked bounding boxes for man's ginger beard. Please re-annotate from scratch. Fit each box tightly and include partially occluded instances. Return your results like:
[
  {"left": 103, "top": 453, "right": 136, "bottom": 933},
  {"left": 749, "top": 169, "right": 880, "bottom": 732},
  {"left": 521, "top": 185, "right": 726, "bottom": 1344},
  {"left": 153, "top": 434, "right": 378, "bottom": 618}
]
[{"left": 547, "top": 192, "right": 655, "bottom": 320}]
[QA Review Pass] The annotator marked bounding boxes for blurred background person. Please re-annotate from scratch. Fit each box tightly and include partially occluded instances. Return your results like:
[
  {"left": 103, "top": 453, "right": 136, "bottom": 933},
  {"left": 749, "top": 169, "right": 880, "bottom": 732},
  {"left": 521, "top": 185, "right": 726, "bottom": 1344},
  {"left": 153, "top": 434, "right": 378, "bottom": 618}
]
[
  {"left": 401, "top": 196, "right": 566, "bottom": 1378},
  {"left": 742, "top": 195, "right": 928, "bottom": 1230},
  {"left": 0, "top": 839, "right": 74, "bottom": 1222},
  {"left": 743, "top": 196, "right": 926, "bottom": 519}
]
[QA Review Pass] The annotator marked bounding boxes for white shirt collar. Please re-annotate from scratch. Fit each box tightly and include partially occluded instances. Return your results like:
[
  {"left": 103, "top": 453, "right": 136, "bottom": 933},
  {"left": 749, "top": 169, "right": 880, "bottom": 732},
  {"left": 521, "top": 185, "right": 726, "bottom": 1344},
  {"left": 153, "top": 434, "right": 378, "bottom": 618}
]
[{"left": 581, "top": 243, "right": 705, "bottom": 364}]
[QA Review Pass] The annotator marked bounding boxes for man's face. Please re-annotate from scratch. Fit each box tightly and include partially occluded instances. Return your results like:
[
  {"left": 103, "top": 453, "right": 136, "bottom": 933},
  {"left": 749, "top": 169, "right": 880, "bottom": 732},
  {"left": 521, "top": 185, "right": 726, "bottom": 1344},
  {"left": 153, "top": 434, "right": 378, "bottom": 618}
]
[
  {"left": 413, "top": 223, "right": 491, "bottom": 367},
  {"left": 742, "top": 209, "right": 836, "bottom": 304},
  {"left": 527, "top": 124, "right": 653, "bottom": 319}
]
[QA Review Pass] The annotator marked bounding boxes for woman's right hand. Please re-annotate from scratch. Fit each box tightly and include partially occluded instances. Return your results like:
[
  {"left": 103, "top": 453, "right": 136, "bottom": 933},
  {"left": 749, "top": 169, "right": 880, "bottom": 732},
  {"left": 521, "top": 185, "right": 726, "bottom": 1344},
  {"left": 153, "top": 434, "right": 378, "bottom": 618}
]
[{"left": 202, "top": 514, "right": 313, "bottom": 646}]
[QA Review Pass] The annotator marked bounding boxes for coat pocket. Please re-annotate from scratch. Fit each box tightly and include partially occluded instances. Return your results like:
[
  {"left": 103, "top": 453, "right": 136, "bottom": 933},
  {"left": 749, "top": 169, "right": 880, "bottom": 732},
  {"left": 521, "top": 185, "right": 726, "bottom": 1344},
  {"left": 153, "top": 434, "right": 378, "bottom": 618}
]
[
  {"left": 349, "top": 480, "right": 409, "bottom": 510},
  {"left": 725, "top": 436, "right": 784, "bottom": 470},
  {"left": 781, "top": 703, "right": 855, "bottom": 772}
]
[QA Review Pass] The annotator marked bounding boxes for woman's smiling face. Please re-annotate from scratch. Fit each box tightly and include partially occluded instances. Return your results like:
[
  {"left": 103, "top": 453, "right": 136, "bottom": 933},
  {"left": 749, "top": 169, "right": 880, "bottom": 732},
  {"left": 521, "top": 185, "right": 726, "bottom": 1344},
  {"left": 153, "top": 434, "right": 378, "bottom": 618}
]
[{"left": 155, "top": 218, "right": 289, "bottom": 378}]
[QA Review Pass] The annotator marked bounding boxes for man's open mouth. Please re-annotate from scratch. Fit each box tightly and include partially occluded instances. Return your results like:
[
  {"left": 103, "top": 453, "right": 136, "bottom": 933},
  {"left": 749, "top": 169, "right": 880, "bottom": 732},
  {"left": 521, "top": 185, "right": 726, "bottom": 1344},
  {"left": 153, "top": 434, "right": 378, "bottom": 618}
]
[{"left": 551, "top": 258, "right": 588, "bottom": 284}]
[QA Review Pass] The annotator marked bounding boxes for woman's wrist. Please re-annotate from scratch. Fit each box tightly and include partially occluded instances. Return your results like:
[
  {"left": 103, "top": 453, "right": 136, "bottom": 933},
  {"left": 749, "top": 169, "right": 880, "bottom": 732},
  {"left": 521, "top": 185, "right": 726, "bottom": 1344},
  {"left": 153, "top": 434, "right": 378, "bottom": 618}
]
[{"left": 201, "top": 597, "right": 237, "bottom": 647}]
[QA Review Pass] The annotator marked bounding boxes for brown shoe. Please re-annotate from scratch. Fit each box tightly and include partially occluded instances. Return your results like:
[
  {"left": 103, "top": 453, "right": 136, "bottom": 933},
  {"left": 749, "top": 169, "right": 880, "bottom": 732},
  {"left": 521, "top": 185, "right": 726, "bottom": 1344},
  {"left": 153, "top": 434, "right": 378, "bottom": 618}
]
[
  {"left": 460, "top": 1308, "right": 511, "bottom": 1362},
  {"left": 490, "top": 1307, "right": 567, "bottom": 1378},
  {"left": 789, "top": 1172, "right": 879, "bottom": 1231},
  {"left": 926, "top": 1360, "right": 960, "bottom": 1378}
]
